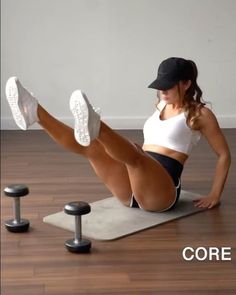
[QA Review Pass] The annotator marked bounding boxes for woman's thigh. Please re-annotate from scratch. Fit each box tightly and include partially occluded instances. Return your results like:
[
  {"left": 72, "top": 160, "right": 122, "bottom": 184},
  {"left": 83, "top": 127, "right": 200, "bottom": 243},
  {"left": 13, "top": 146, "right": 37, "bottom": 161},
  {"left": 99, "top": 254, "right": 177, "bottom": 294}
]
[
  {"left": 86, "top": 141, "right": 176, "bottom": 211},
  {"left": 126, "top": 150, "right": 176, "bottom": 211},
  {"left": 85, "top": 140, "right": 133, "bottom": 204}
]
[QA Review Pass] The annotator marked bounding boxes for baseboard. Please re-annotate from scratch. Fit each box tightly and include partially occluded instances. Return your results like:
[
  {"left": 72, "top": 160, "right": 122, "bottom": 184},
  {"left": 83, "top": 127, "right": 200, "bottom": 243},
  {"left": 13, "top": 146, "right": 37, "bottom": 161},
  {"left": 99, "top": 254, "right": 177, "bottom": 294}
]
[
  {"left": 216, "top": 115, "right": 236, "bottom": 128},
  {"left": 1, "top": 115, "right": 236, "bottom": 130}
]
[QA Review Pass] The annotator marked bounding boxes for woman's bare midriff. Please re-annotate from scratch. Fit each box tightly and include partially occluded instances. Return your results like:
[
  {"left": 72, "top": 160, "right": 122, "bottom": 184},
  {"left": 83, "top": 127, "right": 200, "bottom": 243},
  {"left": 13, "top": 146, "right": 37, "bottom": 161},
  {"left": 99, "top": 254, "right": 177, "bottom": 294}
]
[{"left": 142, "top": 144, "right": 188, "bottom": 165}]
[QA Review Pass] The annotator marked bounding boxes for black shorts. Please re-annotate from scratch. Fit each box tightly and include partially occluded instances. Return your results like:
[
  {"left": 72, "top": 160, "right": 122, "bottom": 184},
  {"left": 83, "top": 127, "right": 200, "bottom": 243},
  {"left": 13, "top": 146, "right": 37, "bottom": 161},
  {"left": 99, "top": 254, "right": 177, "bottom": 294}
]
[{"left": 130, "top": 151, "right": 183, "bottom": 212}]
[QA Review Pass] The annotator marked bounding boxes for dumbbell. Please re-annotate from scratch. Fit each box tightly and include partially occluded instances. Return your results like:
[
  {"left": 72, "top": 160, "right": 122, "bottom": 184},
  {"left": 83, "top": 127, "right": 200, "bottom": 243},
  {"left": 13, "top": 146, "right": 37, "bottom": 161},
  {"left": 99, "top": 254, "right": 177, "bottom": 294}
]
[
  {"left": 4, "top": 184, "right": 30, "bottom": 232},
  {"left": 64, "top": 201, "right": 91, "bottom": 253}
]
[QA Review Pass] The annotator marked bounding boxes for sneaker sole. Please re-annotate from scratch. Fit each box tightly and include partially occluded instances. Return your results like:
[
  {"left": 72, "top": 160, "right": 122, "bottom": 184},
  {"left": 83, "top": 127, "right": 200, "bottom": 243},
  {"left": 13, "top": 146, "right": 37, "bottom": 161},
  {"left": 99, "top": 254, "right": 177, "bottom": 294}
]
[
  {"left": 69, "top": 90, "right": 91, "bottom": 146},
  {"left": 5, "top": 77, "right": 27, "bottom": 130}
]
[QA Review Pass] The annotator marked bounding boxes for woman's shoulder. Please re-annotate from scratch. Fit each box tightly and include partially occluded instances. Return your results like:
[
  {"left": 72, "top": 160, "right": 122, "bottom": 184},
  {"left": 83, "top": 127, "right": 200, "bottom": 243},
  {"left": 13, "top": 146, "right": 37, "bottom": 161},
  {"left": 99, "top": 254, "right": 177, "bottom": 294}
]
[
  {"left": 199, "top": 105, "right": 216, "bottom": 119},
  {"left": 198, "top": 105, "right": 219, "bottom": 130}
]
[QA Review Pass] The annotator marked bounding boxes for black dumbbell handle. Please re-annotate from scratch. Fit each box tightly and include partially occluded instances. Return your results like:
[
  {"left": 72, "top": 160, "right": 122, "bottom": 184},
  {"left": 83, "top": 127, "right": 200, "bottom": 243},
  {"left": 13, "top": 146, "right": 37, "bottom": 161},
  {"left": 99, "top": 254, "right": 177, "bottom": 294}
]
[
  {"left": 14, "top": 197, "right": 21, "bottom": 223},
  {"left": 74, "top": 216, "right": 82, "bottom": 243}
]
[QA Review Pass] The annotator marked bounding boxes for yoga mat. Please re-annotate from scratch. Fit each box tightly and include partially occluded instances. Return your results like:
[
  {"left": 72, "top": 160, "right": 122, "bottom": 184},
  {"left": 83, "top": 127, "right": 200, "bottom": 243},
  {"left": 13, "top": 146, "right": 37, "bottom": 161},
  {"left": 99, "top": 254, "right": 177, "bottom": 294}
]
[{"left": 43, "top": 190, "right": 205, "bottom": 241}]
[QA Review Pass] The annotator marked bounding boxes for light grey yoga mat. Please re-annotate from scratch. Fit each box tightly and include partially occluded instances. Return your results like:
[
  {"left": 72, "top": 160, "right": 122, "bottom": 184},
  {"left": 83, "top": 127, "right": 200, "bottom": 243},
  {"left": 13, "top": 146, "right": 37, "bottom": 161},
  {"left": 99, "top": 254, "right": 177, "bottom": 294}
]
[{"left": 43, "top": 190, "right": 205, "bottom": 241}]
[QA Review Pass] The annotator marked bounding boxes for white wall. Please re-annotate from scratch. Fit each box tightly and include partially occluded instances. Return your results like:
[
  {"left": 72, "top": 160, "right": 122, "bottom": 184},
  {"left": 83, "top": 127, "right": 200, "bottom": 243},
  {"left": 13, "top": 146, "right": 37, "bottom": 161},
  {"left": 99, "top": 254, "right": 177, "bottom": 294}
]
[{"left": 1, "top": 0, "right": 236, "bottom": 129}]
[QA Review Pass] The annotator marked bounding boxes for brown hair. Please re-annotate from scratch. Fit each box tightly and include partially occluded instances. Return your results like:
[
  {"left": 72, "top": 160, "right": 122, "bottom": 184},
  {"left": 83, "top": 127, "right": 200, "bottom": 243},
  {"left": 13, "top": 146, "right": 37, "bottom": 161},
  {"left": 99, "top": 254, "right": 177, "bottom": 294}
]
[{"left": 181, "top": 60, "right": 206, "bottom": 130}]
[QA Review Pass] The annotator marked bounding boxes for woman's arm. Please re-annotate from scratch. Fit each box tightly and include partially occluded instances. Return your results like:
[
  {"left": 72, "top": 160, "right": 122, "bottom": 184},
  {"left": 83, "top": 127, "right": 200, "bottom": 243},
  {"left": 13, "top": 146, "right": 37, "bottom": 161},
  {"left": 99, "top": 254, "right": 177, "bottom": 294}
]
[{"left": 193, "top": 107, "right": 231, "bottom": 209}]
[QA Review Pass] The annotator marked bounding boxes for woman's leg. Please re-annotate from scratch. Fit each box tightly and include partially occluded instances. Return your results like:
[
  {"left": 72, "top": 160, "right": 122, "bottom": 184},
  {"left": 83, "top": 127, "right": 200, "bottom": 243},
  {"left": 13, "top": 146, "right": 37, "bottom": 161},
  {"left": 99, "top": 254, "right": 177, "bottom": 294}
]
[
  {"left": 40, "top": 103, "right": 176, "bottom": 211},
  {"left": 5, "top": 77, "right": 133, "bottom": 205},
  {"left": 69, "top": 89, "right": 177, "bottom": 211},
  {"left": 97, "top": 122, "right": 176, "bottom": 211},
  {"left": 37, "top": 105, "right": 133, "bottom": 204},
  {"left": 6, "top": 77, "right": 176, "bottom": 211}
]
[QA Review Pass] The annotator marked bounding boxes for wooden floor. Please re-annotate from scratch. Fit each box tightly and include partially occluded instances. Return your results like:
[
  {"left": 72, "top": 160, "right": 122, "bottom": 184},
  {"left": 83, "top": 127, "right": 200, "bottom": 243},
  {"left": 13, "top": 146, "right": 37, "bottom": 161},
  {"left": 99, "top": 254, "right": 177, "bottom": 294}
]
[{"left": 1, "top": 129, "right": 236, "bottom": 295}]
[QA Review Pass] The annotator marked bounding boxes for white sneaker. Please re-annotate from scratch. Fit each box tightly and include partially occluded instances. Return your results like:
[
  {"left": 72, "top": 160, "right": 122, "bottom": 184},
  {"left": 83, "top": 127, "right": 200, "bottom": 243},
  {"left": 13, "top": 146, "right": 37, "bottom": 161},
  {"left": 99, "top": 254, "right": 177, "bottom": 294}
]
[
  {"left": 70, "top": 90, "right": 101, "bottom": 146},
  {"left": 5, "top": 77, "right": 39, "bottom": 130}
]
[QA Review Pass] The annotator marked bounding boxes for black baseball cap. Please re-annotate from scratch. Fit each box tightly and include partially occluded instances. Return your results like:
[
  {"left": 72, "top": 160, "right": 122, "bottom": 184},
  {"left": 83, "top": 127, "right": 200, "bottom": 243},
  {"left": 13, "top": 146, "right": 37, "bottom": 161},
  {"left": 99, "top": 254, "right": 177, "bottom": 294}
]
[{"left": 148, "top": 57, "right": 192, "bottom": 90}]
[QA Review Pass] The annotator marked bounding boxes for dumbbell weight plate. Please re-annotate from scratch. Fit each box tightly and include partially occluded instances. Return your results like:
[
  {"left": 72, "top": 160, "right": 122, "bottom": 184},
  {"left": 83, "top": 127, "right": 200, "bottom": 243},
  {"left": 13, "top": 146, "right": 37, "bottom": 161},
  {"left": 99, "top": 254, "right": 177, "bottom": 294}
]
[
  {"left": 65, "top": 238, "right": 91, "bottom": 253},
  {"left": 4, "top": 184, "right": 29, "bottom": 197},
  {"left": 5, "top": 219, "right": 30, "bottom": 233}
]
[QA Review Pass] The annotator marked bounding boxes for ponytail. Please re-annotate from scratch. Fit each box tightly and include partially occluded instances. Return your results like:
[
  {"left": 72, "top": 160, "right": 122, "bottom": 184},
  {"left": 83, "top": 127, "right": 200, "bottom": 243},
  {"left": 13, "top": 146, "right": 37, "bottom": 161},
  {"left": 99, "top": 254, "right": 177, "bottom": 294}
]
[{"left": 182, "top": 60, "right": 206, "bottom": 130}]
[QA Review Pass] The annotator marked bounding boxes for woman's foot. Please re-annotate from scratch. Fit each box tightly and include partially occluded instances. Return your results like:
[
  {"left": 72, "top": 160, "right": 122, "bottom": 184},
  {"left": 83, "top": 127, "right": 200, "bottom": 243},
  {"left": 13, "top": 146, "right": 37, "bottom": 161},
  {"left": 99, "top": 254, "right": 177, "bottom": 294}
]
[
  {"left": 5, "top": 77, "right": 39, "bottom": 130},
  {"left": 69, "top": 90, "right": 101, "bottom": 146}
]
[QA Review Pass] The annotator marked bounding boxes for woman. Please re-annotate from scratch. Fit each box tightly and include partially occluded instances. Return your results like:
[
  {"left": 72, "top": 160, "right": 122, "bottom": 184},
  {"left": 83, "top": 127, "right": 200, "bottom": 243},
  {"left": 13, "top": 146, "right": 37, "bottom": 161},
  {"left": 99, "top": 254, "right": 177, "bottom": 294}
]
[{"left": 5, "top": 57, "right": 231, "bottom": 212}]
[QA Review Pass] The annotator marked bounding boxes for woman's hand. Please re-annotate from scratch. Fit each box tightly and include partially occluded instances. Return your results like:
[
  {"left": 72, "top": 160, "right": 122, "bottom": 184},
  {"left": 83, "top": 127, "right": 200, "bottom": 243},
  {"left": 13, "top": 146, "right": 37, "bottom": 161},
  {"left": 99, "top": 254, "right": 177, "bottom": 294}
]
[{"left": 193, "top": 195, "right": 221, "bottom": 209}]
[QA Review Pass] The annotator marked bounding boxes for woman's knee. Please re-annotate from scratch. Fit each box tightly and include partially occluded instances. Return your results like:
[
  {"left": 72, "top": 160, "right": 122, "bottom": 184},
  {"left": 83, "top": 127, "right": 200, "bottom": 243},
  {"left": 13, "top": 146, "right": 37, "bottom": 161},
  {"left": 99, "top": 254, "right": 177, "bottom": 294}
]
[{"left": 129, "top": 142, "right": 148, "bottom": 166}]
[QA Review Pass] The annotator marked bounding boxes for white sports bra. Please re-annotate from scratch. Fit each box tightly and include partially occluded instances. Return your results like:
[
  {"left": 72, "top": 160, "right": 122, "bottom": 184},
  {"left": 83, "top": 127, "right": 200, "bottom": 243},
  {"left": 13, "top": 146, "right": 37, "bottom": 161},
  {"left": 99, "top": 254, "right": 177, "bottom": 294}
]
[{"left": 143, "top": 100, "right": 201, "bottom": 155}]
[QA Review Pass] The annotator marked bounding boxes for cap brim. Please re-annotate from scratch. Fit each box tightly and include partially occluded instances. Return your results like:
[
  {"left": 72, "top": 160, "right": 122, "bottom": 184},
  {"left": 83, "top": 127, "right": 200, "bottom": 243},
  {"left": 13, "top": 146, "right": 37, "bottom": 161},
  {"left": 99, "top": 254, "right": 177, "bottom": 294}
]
[{"left": 148, "top": 78, "right": 177, "bottom": 91}]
